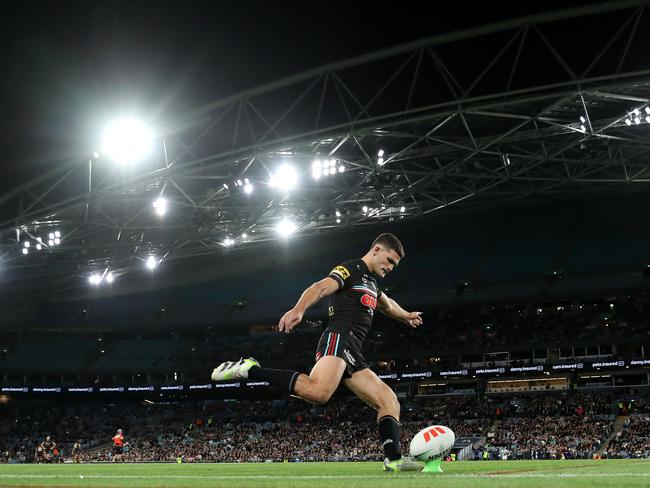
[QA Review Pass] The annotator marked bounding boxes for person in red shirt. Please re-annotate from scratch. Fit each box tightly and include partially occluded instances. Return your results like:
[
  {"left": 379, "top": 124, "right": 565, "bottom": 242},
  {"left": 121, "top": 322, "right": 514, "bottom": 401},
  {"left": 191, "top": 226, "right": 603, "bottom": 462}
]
[{"left": 111, "top": 429, "right": 124, "bottom": 462}]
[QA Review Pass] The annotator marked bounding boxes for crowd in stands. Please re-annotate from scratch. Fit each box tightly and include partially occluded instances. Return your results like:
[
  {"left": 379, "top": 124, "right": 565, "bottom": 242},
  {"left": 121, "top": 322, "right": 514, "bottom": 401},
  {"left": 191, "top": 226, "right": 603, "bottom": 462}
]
[
  {"left": 1, "top": 390, "right": 648, "bottom": 464},
  {"left": 605, "top": 415, "right": 650, "bottom": 458},
  {"left": 3, "top": 295, "right": 650, "bottom": 380}
]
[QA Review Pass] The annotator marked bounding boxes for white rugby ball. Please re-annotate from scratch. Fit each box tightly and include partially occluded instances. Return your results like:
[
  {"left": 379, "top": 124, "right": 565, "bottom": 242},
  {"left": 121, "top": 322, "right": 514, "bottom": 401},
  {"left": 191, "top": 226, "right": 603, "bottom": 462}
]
[{"left": 409, "top": 425, "right": 455, "bottom": 461}]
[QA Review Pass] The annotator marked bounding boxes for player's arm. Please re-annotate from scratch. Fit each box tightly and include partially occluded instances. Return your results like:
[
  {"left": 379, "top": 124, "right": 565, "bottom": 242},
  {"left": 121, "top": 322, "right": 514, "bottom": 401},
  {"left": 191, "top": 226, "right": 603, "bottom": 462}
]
[
  {"left": 277, "top": 277, "right": 339, "bottom": 333},
  {"left": 376, "top": 292, "right": 423, "bottom": 328}
]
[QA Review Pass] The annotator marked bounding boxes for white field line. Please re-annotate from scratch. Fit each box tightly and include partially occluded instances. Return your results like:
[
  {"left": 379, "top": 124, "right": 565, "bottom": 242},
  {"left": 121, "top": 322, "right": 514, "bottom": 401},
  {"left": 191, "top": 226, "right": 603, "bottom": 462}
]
[{"left": 0, "top": 473, "right": 649, "bottom": 480}]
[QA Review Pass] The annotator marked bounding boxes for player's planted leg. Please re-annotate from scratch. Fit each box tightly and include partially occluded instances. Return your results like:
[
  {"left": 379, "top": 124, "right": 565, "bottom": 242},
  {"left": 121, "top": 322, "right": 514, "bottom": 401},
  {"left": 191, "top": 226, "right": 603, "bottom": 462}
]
[{"left": 344, "top": 368, "right": 422, "bottom": 472}]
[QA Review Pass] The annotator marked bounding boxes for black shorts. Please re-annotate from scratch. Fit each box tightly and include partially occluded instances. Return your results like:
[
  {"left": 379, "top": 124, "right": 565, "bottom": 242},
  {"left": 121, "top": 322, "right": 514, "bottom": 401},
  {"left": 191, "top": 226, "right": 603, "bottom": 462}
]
[
  {"left": 112, "top": 445, "right": 123, "bottom": 454},
  {"left": 315, "top": 328, "right": 369, "bottom": 376}
]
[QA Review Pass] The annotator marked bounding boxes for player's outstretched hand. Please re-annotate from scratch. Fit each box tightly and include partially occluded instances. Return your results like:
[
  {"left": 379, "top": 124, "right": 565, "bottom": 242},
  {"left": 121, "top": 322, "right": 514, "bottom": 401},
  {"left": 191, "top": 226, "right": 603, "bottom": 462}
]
[
  {"left": 277, "top": 308, "right": 303, "bottom": 333},
  {"left": 404, "top": 311, "right": 423, "bottom": 328}
]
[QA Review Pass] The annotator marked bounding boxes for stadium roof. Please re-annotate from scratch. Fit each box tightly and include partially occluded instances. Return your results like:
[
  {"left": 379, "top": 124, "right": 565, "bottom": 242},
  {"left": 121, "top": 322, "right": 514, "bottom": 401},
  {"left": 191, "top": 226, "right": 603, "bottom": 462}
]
[{"left": 3, "top": 0, "right": 650, "bottom": 300}]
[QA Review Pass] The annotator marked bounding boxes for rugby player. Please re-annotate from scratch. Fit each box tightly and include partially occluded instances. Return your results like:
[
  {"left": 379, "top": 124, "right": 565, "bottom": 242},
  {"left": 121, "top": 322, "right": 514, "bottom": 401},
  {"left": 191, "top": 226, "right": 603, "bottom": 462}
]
[
  {"left": 40, "top": 436, "right": 56, "bottom": 463},
  {"left": 72, "top": 440, "right": 82, "bottom": 463},
  {"left": 111, "top": 429, "right": 125, "bottom": 462},
  {"left": 212, "top": 233, "right": 423, "bottom": 471}
]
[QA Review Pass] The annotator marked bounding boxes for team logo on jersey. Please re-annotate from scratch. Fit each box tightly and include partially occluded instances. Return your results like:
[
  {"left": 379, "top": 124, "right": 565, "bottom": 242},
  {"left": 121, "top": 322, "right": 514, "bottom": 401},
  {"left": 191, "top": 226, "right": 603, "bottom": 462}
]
[{"left": 330, "top": 265, "right": 350, "bottom": 281}]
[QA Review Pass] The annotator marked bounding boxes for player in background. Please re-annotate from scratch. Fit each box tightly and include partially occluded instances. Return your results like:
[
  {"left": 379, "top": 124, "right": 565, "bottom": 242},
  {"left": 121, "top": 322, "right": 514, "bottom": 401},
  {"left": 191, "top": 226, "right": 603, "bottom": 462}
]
[
  {"left": 212, "top": 233, "right": 423, "bottom": 471},
  {"left": 72, "top": 440, "right": 82, "bottom": 463},
  {"left": 111, "top": 429, "right": 125, "bottom": 462},
  {"left": 40, "top": 436, "right": 56, "bottom": 463}
]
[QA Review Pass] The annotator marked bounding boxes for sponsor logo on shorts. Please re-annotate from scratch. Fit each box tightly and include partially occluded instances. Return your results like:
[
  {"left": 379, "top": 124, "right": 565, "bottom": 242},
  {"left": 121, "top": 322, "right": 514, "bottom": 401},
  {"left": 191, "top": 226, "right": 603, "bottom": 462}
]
[{"left": 343, "top": 349, "right": 356, "bottom": 365}]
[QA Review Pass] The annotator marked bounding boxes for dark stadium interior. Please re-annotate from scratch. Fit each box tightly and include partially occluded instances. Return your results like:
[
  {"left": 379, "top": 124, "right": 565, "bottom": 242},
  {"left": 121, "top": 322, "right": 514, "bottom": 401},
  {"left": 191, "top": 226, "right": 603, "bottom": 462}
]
[{"left": 2, "top": 0, "right": 650, "bottom": 471}]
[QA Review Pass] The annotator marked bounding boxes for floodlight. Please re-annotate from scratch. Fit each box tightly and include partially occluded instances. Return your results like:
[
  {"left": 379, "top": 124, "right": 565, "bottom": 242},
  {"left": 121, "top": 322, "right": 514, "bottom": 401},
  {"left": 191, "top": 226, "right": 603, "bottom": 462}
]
[
  {"left": 48, "top": 240, "right": 54, "bottom": 246},
  {"left": 223, "top": 238, "right": 234, "bottom": 247},
  {"left": 634, "top": 108, "right": 640, "bottom": 116},
  {"left": 323, "top": 168, "right": 330, "bottom": 176},
  {"left": 378, "top": 149, "right": 385, "bottom": 158},
  {"left": 101, "top": 118, "right": 154, "bottom": 164},
  {"left": 336, "top": 218, "right": 341, "bottom": 224},
  {"left": 362, "top": 206, "right": 368, "bottom": 213},
  {"left": 579, "top": 116, "right": 586, "bottom": 123},
  {"left": 153, "top": 197, "right": 167, "bottom": 216},
  {"left": 106, "top": 272, "right": 114, "bottom": 283},
  {"left": 338, "top": 165, "right": 345, "bottom": 173},
  {"left": 23, "top": 241, "right": 30, "bottom": 248},
  {"left": 146, "top": 255, "right": 158, "bottom": 270},
  {"left": 323, "top": 160, "right": 330, "bottom": 169},
  {"left": 626, "top": 118, "right": 632, "bottom": 126},
  {"left": 89, "top": 274, "right": 102, "bottom": 285},
  {"left": 312, "top": 160, "right": 322, "bottom": 180},
  {"left": 241, "top": 233, "right": 248, "bottom": 239},
  {"left": 244, "top": 183, "right": 254, "bottom": 194},
  {"left": 49, "top": 233, "right": 55, "bottom": 239},
  {"left": 378, "top": 157, "right": 385, "bottom": 166},
  {"left": 36, "top": 244, "right": 42, "bottom": 250},
  {"left": 635, "top": 117, "right": 641, "bottom": 125},
  {"left": 645, "top": 107, "right": 650, "bottom": 115},
  {"left": 54, "top": 238, "right": 61, "bottom": 245},
  {"left": 269, "top": 164, "right": 298, "bottom": 192},
  {"left": 22, "top": 248, "right": 28, "bottom": 255},
  {"left": 335, "top": 210, "right": 341, "bottom": 217},
  {"left": 400, "top": 206, "right": 406, "bottom": 213},
  {"left": 276, "top": 219, "right": 297, "bottom": 237},
  {"left": 54, "top": 231, "right": 61, "bottom": 238}
]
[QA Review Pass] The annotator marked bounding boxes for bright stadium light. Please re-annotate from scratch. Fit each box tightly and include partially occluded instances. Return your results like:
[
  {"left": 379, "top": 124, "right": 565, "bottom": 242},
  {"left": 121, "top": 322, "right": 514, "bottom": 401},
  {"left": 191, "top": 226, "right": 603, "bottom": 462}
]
[
  {"left": 101, "top": 118, "right": 154, "bottom": 164},
  {"left": 312, "top": 160, "right": 322, "bottom": 180},
  {"left": 54, "top": 231, "right": 61, "bottom": 238},
  {"left": 153, "top": 197, "right": 167, "bottom": 216},
  {"left": 223, "top": 238, "right": 234, "bottom": 247},
  {"left": 269, "top": 164, "right": 298, "bottom": 192},
  {"left": 36, "top": 244, "right": 42, "bottom": 250},
  {"left": 244, "top": 182, "right": 254, "bottom": 194},
  {"left": 88, "top": 274, "right": 102, "bottom": 285},
  {"left": 22, "top": 248, "right": 28, "bottom": 255},
  {"left": 146, "top": 255, "right": 158, "bottom": 270},
  {"left": 23, "top": 241, "right": 30, "bottom": 248},
  {"left": 106, "top": 272, "right": 114, "bottom": 283},
  {"left": 54, "top": 238, "right": 61, "bottom": 245},
  {"left": 48, "top": 233, "right": 54, "bottom": 240},
  {"left": 276, "top": 219, "right": 297, "bottom": 237}
]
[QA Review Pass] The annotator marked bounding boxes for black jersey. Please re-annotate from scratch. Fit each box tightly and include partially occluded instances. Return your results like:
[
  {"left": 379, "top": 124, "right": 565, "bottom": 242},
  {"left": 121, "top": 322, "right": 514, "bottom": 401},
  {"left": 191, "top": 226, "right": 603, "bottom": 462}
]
[{"left": 326, "top": 259, "right": 382, "bottom": 343}]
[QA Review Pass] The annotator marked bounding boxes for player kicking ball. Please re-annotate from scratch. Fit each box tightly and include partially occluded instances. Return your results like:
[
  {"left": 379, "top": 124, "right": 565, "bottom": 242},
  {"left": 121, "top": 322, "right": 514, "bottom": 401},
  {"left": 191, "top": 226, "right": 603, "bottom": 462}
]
[{"left": 212, "top": 233, "right": 423, "bottom": 471}]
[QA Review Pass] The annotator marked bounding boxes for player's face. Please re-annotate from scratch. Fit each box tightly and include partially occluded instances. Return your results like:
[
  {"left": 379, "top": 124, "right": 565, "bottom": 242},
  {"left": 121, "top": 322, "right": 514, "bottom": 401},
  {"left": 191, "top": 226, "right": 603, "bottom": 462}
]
[{"left": 373, "top": 246, "right": 401, "bottom": 277}]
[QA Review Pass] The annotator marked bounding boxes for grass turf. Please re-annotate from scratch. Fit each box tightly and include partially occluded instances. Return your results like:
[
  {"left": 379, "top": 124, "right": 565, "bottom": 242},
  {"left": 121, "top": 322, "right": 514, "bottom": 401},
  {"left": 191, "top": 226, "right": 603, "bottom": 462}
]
[{"left": 0, "top": 459, "right": 649, "bottom": 488}]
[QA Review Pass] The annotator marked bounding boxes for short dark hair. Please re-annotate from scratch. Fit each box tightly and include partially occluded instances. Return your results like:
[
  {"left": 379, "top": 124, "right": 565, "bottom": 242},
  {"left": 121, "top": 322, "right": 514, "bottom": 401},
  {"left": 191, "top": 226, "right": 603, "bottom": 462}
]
[{"left": 371, "top": 233, "right": 404, "bottom": 258}]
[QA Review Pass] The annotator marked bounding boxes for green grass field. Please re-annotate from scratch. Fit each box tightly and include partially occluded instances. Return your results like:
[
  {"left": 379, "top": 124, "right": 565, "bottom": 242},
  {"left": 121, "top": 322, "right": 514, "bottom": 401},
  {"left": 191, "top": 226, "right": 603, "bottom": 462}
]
[{"left": 0, "top": 460, "right": 649, "bottom": 488}]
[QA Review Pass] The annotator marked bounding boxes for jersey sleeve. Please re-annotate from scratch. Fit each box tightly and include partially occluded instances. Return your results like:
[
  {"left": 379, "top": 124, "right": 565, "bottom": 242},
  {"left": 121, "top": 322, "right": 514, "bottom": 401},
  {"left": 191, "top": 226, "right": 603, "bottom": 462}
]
[{"left": 328, "top": 263, "right": 353, "bottom": 290}]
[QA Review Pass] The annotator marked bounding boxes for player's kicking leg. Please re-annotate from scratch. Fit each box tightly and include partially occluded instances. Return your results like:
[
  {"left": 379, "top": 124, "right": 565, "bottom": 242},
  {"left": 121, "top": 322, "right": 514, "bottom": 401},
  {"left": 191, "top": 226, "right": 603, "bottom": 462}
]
[
  {"left": 344, "top": 368, "right": 422, "bottom": 472},
  {"left": 211, "top": 355, "right": 346, "bottom": 405}
]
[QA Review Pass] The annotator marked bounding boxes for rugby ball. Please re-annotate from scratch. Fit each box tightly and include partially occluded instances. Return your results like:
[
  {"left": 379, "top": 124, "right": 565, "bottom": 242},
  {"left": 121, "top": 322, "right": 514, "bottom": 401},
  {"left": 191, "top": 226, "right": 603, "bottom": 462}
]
[{"left": 409, "top": 425, "right": 455, "bottom": 461}]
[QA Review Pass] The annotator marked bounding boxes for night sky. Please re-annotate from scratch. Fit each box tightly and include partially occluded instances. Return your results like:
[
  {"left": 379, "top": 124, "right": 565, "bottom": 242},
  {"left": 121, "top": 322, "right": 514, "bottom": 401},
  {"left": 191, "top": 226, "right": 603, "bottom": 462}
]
[{"left": 0, "top": 0, "right": 596, "bottom": 190}]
